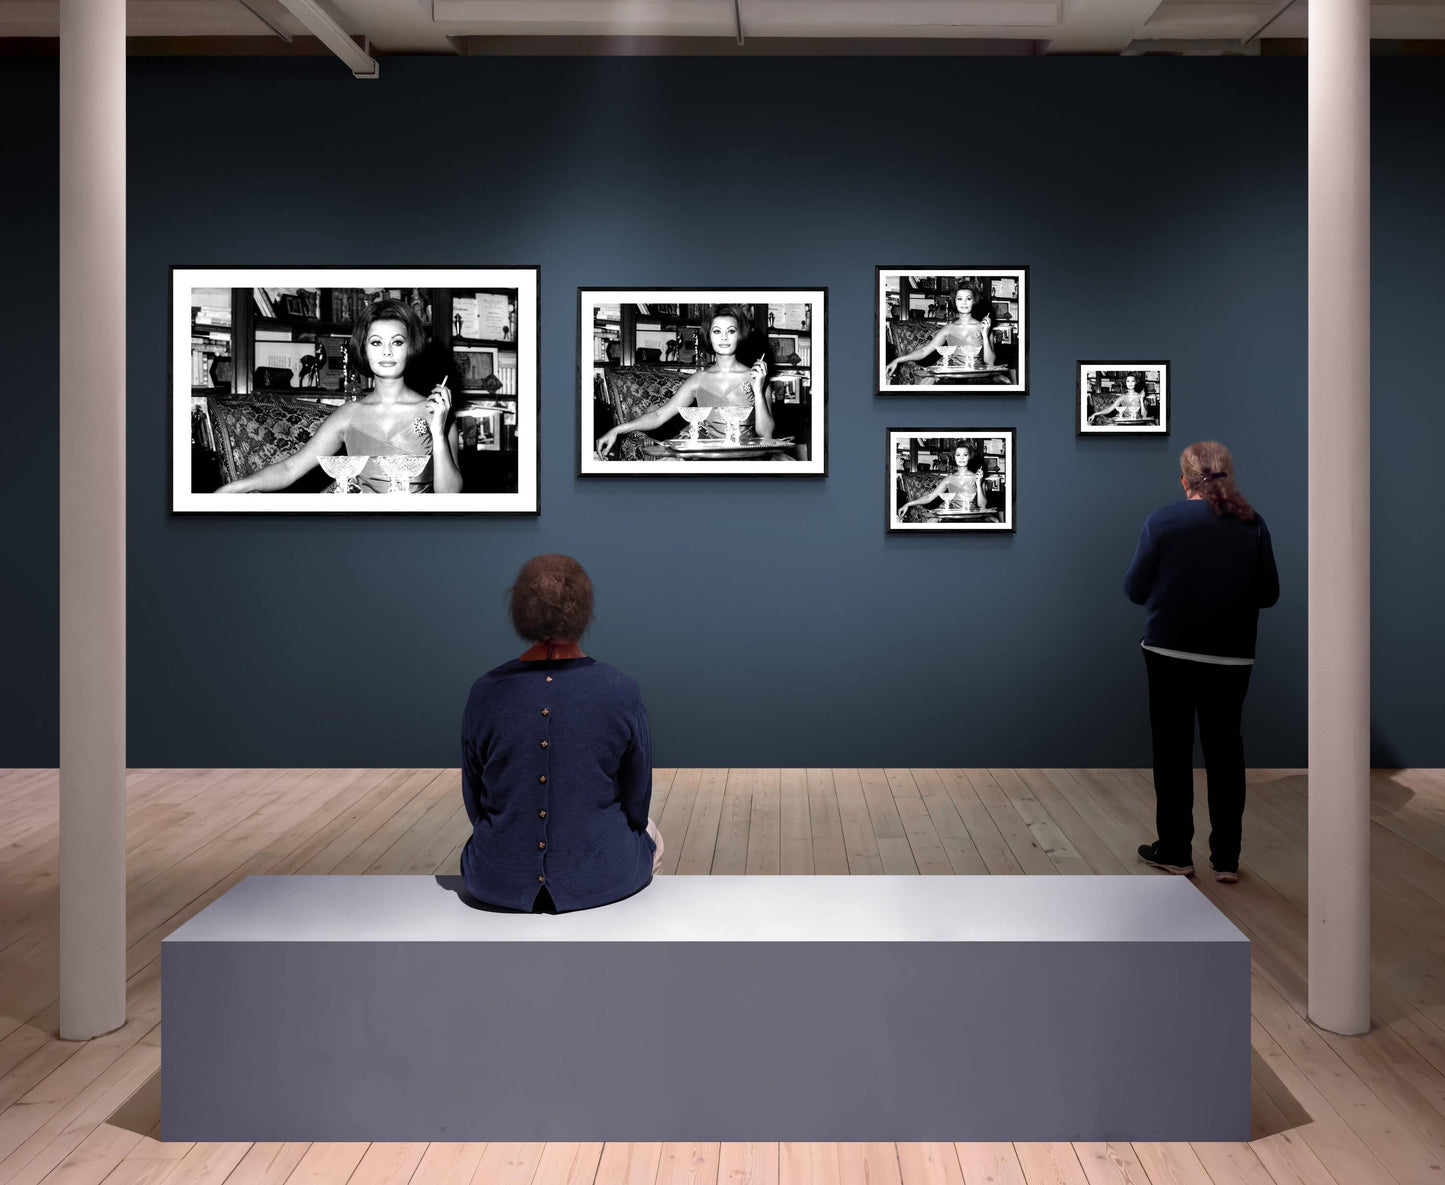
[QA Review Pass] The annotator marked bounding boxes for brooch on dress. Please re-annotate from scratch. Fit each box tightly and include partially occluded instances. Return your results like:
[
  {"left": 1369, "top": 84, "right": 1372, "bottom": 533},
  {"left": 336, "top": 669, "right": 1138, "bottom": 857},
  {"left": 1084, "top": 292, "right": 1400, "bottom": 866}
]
[{"left": 411, "top": 416, "right": 429, "bottom": 438}]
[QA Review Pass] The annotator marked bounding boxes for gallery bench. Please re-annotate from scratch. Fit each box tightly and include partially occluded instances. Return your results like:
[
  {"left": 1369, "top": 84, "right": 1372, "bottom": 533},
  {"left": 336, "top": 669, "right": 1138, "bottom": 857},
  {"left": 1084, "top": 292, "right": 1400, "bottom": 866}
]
[{"left": 161, "top": 874, "right": 1250, "bottom": 1141}]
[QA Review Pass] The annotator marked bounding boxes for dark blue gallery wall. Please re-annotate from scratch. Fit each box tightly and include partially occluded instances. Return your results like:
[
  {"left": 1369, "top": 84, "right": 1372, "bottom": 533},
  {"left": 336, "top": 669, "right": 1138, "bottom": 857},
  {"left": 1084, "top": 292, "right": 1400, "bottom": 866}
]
[
  {"left": 3, "top": 60, "right": 59, "bottom": 767},
  {"left": 5, "top": 55, "right": 1441, "bottom": 767},
  {"left": 1370, "top": 65, "right": 1445, "bottom": 768}
]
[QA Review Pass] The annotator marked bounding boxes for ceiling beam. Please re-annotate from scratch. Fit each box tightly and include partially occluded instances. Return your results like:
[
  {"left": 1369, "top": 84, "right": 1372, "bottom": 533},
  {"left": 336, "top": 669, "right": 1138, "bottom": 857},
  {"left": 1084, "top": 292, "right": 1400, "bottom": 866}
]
[
  {"left": 274, "top": 0, "right": 377, "bottom": 75},
  {"left": 236, "top": 0, "right": 294, "bottom": 41},
  {"left": 430, "top": 1, "right": 1060, "bottom": 36},
  {"left": 1044, "top": 0, "right": 1165, "bottom": 52}
]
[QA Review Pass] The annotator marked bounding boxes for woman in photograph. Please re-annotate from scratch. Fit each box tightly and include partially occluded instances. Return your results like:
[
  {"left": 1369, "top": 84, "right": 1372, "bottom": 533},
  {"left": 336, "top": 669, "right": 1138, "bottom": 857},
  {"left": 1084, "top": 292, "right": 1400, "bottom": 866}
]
[
  {"left": 459, "top": 554, "right": 663, "bottom": 913},
  {"left": 898, "top": 441, "right": 988, "bottom": 519},
  {"left": 1125, "top": 441, "right": 1279, "bottom": 883},
  {"left": 216, "top": 297, "right": 463, "bottom": 494},
  {"left": 1090, "top": 373, "right": 1149, "bottom": 424},
  {"left": 594, "top": 304, "right": 774, "bottom": 457},
  {"left": 884, "top": 284, "right": 995, "bottom": 384}
]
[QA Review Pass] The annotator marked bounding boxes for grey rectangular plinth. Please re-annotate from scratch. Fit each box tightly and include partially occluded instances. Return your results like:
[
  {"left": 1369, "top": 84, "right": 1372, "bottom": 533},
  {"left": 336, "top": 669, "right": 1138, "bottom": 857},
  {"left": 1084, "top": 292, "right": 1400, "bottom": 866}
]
[{"left": 162, "top": 875, "right": 1249, "bottom": 1142}]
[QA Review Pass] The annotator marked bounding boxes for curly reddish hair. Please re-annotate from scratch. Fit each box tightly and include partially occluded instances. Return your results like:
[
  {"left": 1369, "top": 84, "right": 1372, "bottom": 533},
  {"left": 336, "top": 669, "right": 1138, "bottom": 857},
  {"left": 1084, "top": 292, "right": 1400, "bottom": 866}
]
[
  {"left": 509, "top": 555, "right": 594, "bottom": 643},
  {"left": 1181, "top": 441, "right": 1256, "bottom": 521}
]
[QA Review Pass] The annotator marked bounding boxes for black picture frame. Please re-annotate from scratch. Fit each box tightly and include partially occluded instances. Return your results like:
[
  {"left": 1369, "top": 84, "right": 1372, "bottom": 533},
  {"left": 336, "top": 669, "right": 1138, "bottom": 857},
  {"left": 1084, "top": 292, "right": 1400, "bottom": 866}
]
[
  {"left": 170, "top": 265, "right": 540, "bottom": 515},
  {"left": 1076, "top": 360, "right": 1171, "bottom": 436},
  {"left": 886, "top": 427, "right": 1017, "bottom": 534},
  {"left": 578, "top": 287, "right": 828, "bottom": 477},
  {"left": 875, "top": 266, "right": 1030, "bottom": 397}
]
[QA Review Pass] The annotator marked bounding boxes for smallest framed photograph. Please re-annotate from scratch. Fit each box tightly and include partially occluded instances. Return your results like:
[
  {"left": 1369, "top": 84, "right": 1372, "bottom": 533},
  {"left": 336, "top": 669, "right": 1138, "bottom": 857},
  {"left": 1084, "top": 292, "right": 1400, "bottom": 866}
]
[
  {"left": 887, "top": 427, "right": 1016, "bottom": 533},
  {"left": 1078, "top": 361, "right": 1170, "bottom": 436}
]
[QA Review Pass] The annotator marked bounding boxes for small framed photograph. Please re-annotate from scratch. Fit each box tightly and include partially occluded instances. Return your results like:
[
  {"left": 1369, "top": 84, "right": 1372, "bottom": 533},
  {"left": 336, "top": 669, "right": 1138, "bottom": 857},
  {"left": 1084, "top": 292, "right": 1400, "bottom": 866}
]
[
  {"left": 580, "top": 287, "right": 827, "bottom": 476},
  {"left": 887, "top": 428, "right": 1016, "bottom": 533},
  {"left": 456, "top": 346, "right": 500, "bottom": 391},
  {"left": 1077, "top": 361, "right": 1170, "bottom": 435},
  {"left": 876, "top": 266, "right": 1029, "bottom": 395},
  {"left": 172, "top": 266, "right": 539, "bottom": 514}
]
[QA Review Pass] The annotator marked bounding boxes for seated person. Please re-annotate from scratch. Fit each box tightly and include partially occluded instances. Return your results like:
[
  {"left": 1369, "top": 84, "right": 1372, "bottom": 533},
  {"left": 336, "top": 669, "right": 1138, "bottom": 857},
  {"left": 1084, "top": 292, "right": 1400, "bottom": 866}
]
[
  {"left": 884, "top": 286, "right": 1001, "bottom": 385},
  {"left": 898, "top": 442, "right": 988, "bottom": 518},
  {"left": 1090, "top": 373, "right": 1149, "bottom": 423},
  {"left": 217, "top": 298, "right": 462, "bottom": 494},
  {"left": 459, "top": 554, "right": 663, "bottom": 913},
  {"left": 595, "top": 304, "right": 775, "bottom": 456}
]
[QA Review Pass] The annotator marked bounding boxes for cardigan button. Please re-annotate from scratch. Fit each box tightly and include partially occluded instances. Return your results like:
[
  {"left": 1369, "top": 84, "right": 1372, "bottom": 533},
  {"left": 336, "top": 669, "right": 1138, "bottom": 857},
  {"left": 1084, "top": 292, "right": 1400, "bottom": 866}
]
[
  {"left": 539, "top": 775, "right": 547, "bottom": 784},
  {"left": 538, "top": 841, "right": 546, "bottom": 850},
  {"left": 538, "top": 875, "right": 545, "bottom": 883},
  {"left": 540, "top": 740, "right": 549, "bottom": 749},
  {"left": 541, "top": 708, "right": 549, "bottom": 716},
  {"left": 539, "top": 809, "right": 546, "bottom": 818},
  {"left": 545, "top": 676, "right": 553, "bottom": 683}
]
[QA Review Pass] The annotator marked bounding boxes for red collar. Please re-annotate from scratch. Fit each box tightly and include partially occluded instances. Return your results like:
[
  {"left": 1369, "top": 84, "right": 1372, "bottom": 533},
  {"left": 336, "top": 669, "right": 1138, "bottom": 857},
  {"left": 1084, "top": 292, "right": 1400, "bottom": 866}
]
[{"left": 519, "top": 639, "right": 587, "bottom": 661}]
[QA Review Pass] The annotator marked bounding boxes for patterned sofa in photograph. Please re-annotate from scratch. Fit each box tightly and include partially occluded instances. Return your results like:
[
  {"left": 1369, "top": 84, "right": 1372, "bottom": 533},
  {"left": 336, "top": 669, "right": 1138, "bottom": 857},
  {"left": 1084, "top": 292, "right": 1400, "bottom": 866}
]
[
  {"left": 593, "top": 366, "right": 692, "bottom": 460},
  {"left": 885, "top": 319, "right": 948, "bottom": 385},
  {"left": 895, "top": 470, "right": 1000, "bottom": 523},
  {"left": 206, "top": 396, "right": 336, "bottom": 491}
]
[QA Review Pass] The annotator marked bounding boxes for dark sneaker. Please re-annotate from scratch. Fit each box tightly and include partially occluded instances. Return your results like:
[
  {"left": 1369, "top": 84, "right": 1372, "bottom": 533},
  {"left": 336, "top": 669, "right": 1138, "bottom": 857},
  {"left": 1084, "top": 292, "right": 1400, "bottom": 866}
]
[
  {"left": 1138, "top": 842, "right": 1194, "bottom": 876},
  {"left": 1212, "top": 864, "right": 1239, "bottom": 884}
]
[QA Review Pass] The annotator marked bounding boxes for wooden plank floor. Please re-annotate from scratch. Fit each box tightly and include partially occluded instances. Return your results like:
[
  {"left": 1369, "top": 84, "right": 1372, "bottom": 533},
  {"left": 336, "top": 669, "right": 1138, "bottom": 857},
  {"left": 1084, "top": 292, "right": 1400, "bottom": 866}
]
[{"left": 4, "top": 766, "right": 1445, "bottom": 1185}]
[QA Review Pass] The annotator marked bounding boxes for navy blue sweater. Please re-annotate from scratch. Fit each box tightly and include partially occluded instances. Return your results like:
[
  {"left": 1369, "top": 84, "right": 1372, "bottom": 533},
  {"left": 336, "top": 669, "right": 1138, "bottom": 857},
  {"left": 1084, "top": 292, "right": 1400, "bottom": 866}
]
[
  {"left": 1124, "top": 499, "right": 1280, "bottom": 659},
  {"left": 460, "top": 656, "right": 655, "bottom": 912}
]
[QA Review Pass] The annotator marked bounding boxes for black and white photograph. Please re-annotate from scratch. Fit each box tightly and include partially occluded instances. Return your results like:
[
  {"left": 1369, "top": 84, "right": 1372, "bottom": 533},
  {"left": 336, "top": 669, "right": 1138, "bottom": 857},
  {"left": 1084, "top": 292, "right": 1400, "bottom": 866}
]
[
  {"left": 172, "top": 267, "right": 539, "bottom": 513},
  {"left": 1077, "top": 361, "right": 1170, "bottom": 435},
  {"left": 876, "top": 267, "right": 1028, "bottom": 395},
  {"left": 888, "top": 428, "right": 1016, "bottom": 533},
  {"left": 579, "top": 288, "right": 827, "bottom": 476}
]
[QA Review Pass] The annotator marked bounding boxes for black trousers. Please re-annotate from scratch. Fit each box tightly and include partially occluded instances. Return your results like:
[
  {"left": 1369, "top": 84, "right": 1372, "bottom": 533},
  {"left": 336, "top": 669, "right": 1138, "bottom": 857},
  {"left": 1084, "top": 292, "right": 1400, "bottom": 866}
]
[{"left": 1143, "top": 649, "right": 1253, "bottom": 870}]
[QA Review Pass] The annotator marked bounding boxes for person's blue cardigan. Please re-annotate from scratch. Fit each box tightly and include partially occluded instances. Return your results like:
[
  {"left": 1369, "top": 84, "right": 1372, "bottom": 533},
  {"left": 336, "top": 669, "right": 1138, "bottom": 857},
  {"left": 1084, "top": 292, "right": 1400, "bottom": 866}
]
[
  {"left": 460, "top": 656, "right": 655, "bottom": 912},
  {"left": 1124, "top": 499, "right": 1280, "bottom": 659}
]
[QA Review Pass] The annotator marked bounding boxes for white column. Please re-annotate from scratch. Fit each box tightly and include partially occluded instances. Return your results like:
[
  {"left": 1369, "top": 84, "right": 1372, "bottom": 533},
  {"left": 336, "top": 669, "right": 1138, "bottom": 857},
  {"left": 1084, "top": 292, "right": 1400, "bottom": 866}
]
[
  {"left": 1308, "top": 0, "right": 1371, "bottom": 1036},
  {"left": 59, "top": 0, "right": 127, "bottom": 1040}
]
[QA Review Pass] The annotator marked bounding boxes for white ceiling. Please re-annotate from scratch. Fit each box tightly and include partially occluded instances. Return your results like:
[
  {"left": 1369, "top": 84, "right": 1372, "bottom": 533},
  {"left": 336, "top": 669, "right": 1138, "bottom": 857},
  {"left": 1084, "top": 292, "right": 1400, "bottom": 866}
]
[{"left": 2, "top": 0, "right": 1443, "bottom": 53}]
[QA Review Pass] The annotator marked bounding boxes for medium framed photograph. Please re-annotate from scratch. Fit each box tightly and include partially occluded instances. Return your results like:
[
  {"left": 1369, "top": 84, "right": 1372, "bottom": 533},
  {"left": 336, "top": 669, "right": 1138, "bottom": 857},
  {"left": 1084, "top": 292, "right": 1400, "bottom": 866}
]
[
  {"left": 171, "top": 266, "right": 539, "bottom": 514},
  {"left": 580, "top": 288, "right": 827, "bottom": 476},
  {"left": 887, "top": 428, "right": 1016, "bottom": 533},
  {"left": 876, "top": 266, "right": 1029, "bottom": 395},
  {"left": 1077, "top": 361, "right": 1170, "bottom": 436}
]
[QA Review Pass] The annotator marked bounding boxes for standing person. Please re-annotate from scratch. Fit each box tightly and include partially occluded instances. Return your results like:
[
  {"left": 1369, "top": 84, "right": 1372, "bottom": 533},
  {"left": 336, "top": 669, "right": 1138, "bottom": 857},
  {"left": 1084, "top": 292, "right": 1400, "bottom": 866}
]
[
  {"left": 459, "top": 555, "right": 663, "bottom": 913},
  {"left": 1124, "top": 442, "right": 1279, "bottom": 882},
  {"left": 217, "top": 297, "right": 463, "bottom": 494}
]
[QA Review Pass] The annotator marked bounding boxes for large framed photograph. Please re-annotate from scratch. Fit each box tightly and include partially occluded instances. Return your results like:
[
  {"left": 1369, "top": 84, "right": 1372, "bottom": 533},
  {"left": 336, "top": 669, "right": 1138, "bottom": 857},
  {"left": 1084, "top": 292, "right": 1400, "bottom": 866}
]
[
  {"left": 876, "top": 267, "right": 1028, "bottom": 395},
  {"left": 171, "top": 266, "right": 539, "bottom": 513},
  {"left": 1077, "top": 361, "right": 1169, "bottom": 435},
  {"left": 579, "top": 288, "right": 827, "bottom": 476},
  {"left": 887, "top": 428, "right": 1016, "bottom": 533}
]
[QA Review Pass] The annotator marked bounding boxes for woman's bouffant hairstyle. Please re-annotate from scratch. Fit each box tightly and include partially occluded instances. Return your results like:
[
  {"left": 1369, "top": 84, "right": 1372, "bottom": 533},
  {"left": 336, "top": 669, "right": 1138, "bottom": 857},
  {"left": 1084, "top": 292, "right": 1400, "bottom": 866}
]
[
  {"left": 955, "top": 282, "right": 987, "bottom": 319},
  {"left": 953, "top": 438, "right": 985, "bottom": 471},
  {"left": 509, "top": 554, "right": 595, "bottom": 643},
  {"left": 700, "top": 304, "right": 752, "bottom": 351},
  {"left": 1181, "top": 441, "right": 1256, "bottom": 521},
  {"left": 349, "top": 298, "right": 428, "bottom": 378}
]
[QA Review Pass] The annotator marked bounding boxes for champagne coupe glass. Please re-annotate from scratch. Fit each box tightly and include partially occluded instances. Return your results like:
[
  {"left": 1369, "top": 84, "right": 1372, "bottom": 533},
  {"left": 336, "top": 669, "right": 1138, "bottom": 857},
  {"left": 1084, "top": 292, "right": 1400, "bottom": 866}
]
[
  {"left": 318, "top": 454, "right": 368, "bottom": 494},
  {"left": 936, "top": 344, "right": 957, "bottom": 369},
  {"left": 679, "top": 406, "right": 710, "bottom": 442},
  {"left": 375, "top": 454, "right": 429, "bottom": 494},
  {"left": 716, "top": 405, "right": 750, "bottom": 446},
  {"left": 960, "top": 338, "right": 983, "bottom": 370}
]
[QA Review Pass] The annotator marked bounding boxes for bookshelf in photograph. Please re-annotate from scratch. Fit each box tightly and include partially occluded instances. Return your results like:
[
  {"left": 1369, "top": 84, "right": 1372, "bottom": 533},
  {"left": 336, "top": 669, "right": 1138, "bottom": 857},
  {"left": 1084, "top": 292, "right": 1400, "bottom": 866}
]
[
  {"left": 173, "top": 267, "right": 539, "bottom": 514},
  {"left": 589, "top": 301, "right": 814, "bottom": 411}
]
